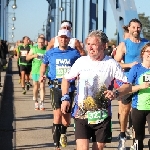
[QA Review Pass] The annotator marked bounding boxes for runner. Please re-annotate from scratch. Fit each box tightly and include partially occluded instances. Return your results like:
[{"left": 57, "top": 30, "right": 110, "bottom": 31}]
[
  {"left": 112, "top": 25, "right": 133, "bottom": 139},
  {"left": 61, "top": 30, "right": 132, "bottom": 150},
  {"left": 114, "top": 18, "right": 149, "bottom": 149},
  {"left": 128, "top": 43, "right": 150, "bottom": 150},
  {"left": 38, "top": 34, "right": 48, "bottom": 46},
  {"left": 26, "top": 37, "right": 46, "bottom": 110},
  {"left": 39, "top": 29, "right": 81, "bottom": 150},
  {"left": 17, "top": 36, "right": 32, "bottom": 94},
  {"left": 14, "top": 40, "right": 23, "bottom": 84},
  {"left": 46, "top": 20, "right": 86, "bottom": 56}
]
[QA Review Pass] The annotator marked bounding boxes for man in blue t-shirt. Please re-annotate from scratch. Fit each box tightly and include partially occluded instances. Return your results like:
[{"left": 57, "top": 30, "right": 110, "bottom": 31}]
[{"left": 39, "top": 29, "right": 80, "bottom": 150}]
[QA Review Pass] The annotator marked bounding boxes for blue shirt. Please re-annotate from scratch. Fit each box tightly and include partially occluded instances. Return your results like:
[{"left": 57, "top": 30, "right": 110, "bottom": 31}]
[
  {"left": 128, "top": 63, "right": 150, "bottom": 110},
  {"left": 123, "top": 38, "right": 149, "bottom": 75},
  {"left": 42, "top": 47, "right": 80, "bottom": 90}
]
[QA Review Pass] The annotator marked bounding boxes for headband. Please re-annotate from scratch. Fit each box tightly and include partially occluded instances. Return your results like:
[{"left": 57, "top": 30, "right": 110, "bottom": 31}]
[{"left": 61, "top": 22, "right": 71, "bottom": 28}]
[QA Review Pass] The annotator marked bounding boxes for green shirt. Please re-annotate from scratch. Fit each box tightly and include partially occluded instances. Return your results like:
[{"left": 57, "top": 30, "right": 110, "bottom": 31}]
[
  {"left": 18, "top": 44, "right": 32, "bottom": 65},
  {"left": 31, "top": 46, "right": 46, "bottom": 74}
]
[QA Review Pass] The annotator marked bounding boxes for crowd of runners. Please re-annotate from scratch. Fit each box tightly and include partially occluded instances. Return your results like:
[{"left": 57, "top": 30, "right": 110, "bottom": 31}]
[{"left": 12, "top": 18, "right": 150, "bottom": 150}]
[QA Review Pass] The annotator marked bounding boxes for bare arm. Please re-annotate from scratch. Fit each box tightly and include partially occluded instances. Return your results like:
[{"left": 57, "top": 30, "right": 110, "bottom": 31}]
[
  {"left": 61, "top": 77, "right": 72, "bottom": 114},
  {"left": 40, "top": 63, "right": 47, "bottom": 77},
  {"left": 16, "top": 47, "right": 20, "bottom": 59},
  {"left": 61, "top": 78, "right": 70, "bottom": 95},
  {"left": 117, "top": 83, "right": 132, "bottom": 97},
  {"left": 75, "top": 39, "right": 86, "bottom": 56},
  {"left": 46, "top": 38, "right": 55, "bottom": 50},
  {"left": 114, "top": 42, "right": 137, "bottom": 69},
  {"left": 130, "top": 82, "right": 150, "bottom": 93},
  {"left": 103, "top": 83, "right": 132, "bottom": 100},
  {"left": 26, "top": 49, "right": 37, "bottom": 61}
]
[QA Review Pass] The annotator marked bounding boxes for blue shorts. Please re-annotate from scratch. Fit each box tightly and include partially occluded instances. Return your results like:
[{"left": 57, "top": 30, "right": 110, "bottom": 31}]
[{"left": 32, "top": 74, "right": 40, "bottom": 81}]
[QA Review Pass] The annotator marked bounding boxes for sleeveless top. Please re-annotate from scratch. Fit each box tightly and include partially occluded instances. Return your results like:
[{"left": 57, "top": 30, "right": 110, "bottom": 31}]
[
  {"left": 54, "top": 36, "right": 76, "bottom": 48},
  {"left": 123, "top": 38, "right": 149, "bottom": 73},
  {"left": 18, "top": 44, "right": 32, "bottom": 65}
]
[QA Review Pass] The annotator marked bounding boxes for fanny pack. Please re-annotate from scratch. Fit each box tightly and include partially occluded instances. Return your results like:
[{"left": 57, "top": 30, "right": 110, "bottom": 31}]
[{"left": 48, "top": 79, "right": 75, "bottom": 89}]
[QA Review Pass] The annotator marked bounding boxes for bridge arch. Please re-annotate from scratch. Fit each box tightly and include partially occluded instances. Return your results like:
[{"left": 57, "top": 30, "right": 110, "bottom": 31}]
[
  {"left": 47, "top": 0, "right": 138, "bottom": 43},
  {"left": 1, "top": 0, "right": 138, "bottom": 43}
]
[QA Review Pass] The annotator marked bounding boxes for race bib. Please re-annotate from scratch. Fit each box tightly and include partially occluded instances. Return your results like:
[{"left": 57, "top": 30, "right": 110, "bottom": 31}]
[
  {"left": 36, "top": 53, "right": 44, "bottom": 60},
  {"left": 21, "top": 51, "right": 28, "bottom": 56},
  {"left": 87, "top": 110, "right": 108, "bottom": 124},
  {"left": 56, "top": 67, "right": 70, "bottom": 79}
]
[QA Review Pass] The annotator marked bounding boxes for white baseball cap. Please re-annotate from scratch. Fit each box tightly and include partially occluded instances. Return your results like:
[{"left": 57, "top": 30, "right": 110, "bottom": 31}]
[{"left": 58, "top": 29, "right": 71, "bottom": 38}]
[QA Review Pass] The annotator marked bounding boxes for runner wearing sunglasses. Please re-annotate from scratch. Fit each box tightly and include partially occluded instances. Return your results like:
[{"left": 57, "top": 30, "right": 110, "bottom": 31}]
[{"left": 46, "top": 20, "right": 86, "bottom": 56}]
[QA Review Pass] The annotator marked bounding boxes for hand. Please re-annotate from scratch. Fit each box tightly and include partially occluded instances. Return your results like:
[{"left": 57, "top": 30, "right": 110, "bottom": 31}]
[
  {"left": 61, "top": 101, "right": 70, "bottom": 114},
  {"left": 103, "top": 90, "right": 115, "bottom": 100},
  {"left": 33, "top": 54, "right": 38, "bottom": 58},
  {"left": 130, "top": 61, "right": 138, "bottom": 68},
  {"left": 140, "top": 82, "right": 150, "bottom": 89},
  {"left": 39, "top": 75, "right": 46, "bottom": 82}
]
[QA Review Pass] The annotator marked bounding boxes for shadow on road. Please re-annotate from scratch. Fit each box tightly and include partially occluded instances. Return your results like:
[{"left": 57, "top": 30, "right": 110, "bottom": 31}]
[{"left": 0, "top": 59, "right": 15, "bottom": 150}]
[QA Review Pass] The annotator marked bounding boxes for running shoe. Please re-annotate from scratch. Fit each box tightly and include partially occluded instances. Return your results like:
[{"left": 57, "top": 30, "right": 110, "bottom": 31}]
[
  {"left": 26, "top": 83, "right": 30, "bottom": 90},
  {"left": 126, "top": 127, "right": 133, "bottom": 139},
  {"left": 60, "top": 134, "right": 67, "bottom": 148},
  {"left": 35, "top": 102, "right": 39, "bottom": 110},
  {"left": 22, "top": 88, "right": 26, "bottom": 94},
  {"left": 29, "top": 82, "right": 32, "bottom": 87},
  {"left": 19, "top": 78, "right": 21, "bottom": 84},
  {"left": 118, "top": 136, "right": 126, "bottom": 150},
  {"left": 39, "top": 102, "right": 45, "bottom": 110},
  {"left": 130, "top": 141, "right": 138, "bottom": 150}
]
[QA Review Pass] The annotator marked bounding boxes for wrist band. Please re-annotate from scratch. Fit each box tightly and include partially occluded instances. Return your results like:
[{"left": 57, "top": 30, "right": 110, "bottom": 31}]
[{"left": 61, "top": 94, "right": 70, "bottom": 102}]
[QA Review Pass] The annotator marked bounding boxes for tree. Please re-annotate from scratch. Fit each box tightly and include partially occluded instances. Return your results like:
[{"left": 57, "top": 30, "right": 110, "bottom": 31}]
[{"left": 138, "top": 13, "right": 150, "bottom": 40}]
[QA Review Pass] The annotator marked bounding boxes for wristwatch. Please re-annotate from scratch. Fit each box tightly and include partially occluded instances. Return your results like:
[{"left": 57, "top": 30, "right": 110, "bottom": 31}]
[{"left": 115, "top": 89, "right": 120, "bottom": 98}]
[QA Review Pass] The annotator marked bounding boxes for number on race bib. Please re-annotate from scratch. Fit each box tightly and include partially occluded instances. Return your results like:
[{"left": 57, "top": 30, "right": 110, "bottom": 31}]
[
  {"left": 87, "top": 110, "right": 108, "bottom": 124},
  {"left": 56, "top": 68, "right": 70, "bottom": 78}
]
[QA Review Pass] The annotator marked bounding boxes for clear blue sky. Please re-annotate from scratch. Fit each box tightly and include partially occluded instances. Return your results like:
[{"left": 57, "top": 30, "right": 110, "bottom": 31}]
[
  {"left": 8, "top": 0, "right": 48, "bottom": 42},
  {"left": 8, "top": 0, "right": 150, "bottom": 42}
]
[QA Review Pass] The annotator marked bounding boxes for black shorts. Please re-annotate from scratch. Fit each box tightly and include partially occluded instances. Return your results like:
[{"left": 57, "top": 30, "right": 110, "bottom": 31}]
[
  {"left": 118, "top": 94, "right": 132, "bottom": 105},
  {"left": 50, "top": 87, "right": 74, "bottom": 113},
  {"left": 74, "top": 116, "right": 112, "bottom": 143},
  {"left": 20, "top": 65, "right": 31, "bottom": 75}
]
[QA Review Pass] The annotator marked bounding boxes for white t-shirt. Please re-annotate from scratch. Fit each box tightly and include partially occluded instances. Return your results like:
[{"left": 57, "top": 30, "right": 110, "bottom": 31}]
[
  {"left": 54, "top": 36, "right": 76, "bottom": 48},
  {"left": 64, "top": 55, "right": 128, "bottom": 106}
]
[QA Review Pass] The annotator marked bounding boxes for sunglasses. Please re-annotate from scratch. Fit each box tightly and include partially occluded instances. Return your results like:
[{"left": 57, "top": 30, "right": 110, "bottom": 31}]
[{"left": 62, "top": 26, "right": 71, "bottom": 30}]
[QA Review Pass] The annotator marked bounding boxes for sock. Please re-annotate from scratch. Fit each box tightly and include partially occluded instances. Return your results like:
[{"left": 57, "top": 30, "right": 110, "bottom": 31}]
[
  {"left": 22, "top": 87, "right": 25, "bottom": 90},
  {"left": 128, "top": 111, "right": 132, "bottom": 128},
  {"left": 40, "top": 101, "right": 44, "bottom": 105},
  {"left": 35, "top": 100, "right": 38, "bottom": 103},
  {"left": 61, "top": 124, "right": 67, "bottom": 134},
  {"left": 52, "top": 124, "right": 61, "bottom": 148},
  {"left": 120, "top": 132, "right": 126, "bottom": 138}
]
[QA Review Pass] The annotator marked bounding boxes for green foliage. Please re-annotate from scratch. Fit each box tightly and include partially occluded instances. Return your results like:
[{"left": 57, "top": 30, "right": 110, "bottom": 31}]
[{"left": 138, "top": 13, "right": 150, "bottom": 40}]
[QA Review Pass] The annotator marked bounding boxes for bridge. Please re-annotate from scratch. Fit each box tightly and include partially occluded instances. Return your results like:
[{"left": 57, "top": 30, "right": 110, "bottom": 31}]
[{"left": 1, "top": 0, "right": 138, "bottom": 43}]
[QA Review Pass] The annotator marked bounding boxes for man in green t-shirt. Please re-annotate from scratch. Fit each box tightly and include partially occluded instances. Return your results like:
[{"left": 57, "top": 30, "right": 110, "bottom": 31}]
[
  {"left": 26, "top": 37, "right": 46, "bottom": 110},
  {"left": 17, "top": 36, "right": 32, "bottom": 94}
]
